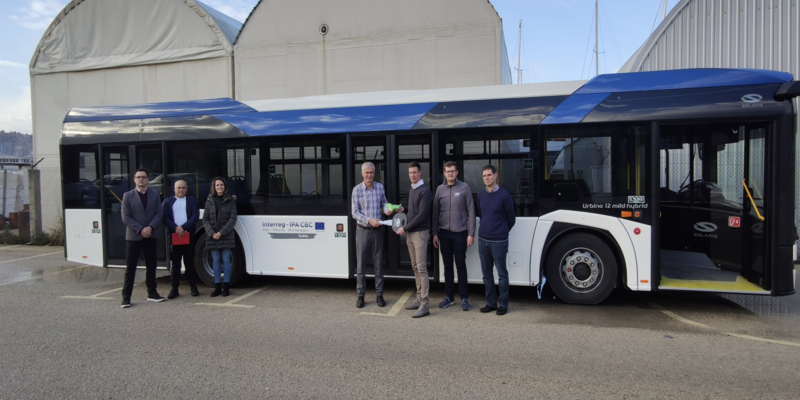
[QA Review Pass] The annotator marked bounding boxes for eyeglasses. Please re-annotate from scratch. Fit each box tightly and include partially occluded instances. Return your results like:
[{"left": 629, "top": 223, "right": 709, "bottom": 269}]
[{"left": 444, "top": 170, "right": 457, "bottom": 174}]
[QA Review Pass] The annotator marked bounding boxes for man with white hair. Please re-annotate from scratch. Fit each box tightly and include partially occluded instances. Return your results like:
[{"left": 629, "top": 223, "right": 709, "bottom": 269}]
[
  {"left": 161, "top": 179, "right": 201, "bottom": 298},
  {"left": 351, "top": 162, "right": 394, "bottom": 308}
]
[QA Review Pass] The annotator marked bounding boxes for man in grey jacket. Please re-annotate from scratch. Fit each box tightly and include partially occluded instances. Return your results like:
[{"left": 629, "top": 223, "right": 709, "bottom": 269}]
[
  {"left": 120, "top": 169, "right": 164, "bottom": 308},
  {"left": 432, "top": 161, "right": 476, "bottom": 311}
]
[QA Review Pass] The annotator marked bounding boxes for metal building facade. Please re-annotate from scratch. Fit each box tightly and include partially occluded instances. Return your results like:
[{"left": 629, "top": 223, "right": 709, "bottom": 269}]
[{"left": 619, "top": 0, "right": 799, "bottom": 257}]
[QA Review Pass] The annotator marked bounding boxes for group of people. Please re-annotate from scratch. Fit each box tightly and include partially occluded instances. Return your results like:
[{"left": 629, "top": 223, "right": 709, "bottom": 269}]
[
  {"left": 119, "top": 161, "right": 516, "bottom": 315},
  {"left": 351, "top": 161, "right": 516, "bottom": 318},
  {"left": 120, "top": 169, "right": 238, "bottom": 308}
]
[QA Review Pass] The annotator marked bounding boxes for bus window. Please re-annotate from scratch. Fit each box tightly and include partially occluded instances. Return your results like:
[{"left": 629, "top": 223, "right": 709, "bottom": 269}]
[
  {"left": 438, "top": 129, "right": 537, "bottom": 216},
  {"left": 61, "top": 145, "right": 99, "bottom": 209},
  {"left": 263, "top": 136, "right": 346, "bottom": 216},
  {"left": 542, "top": 124, "right": 651, "bottom": 218},
  {"left": 167, "top": 140, "right": 231, "bottom": 208}
]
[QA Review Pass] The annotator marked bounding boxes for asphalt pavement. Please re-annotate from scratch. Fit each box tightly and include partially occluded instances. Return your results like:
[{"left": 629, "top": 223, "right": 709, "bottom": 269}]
[{"left": 1, "top": 245, "right": 799, "bottom": 399}]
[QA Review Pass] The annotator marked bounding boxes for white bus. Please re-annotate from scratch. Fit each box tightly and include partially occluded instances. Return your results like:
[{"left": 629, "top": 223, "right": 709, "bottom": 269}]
[{"left": 60, "top": 68, "right": 799, "bottom": 304}]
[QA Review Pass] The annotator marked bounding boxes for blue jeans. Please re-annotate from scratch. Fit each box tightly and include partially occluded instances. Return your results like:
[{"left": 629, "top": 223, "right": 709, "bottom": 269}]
[
  {"left": 478, "top": 239, "right": 509, "bottom": 308},
  {"left": 210, "top": 248, "right": 232, "bottom": 284}
]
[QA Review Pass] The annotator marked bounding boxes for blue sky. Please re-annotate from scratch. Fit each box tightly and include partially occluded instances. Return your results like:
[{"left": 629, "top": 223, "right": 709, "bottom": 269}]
[{"left": 0, "top": 0, "right": 677, "bottom": 135}]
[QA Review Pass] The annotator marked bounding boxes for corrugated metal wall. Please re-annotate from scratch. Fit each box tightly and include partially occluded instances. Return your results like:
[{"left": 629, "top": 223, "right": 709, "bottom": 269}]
[
  {"left": 622, "top": 0, "right": 799, "bottom": 258},
  {"left": 636, "top": 0, "right": 798, "bottom": 72}
]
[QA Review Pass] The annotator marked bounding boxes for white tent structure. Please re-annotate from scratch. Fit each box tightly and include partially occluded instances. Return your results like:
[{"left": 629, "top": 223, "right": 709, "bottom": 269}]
[
  {"left": 30, "top": 0, "right": 241, "bottom": 229},
  {"left": 233, "top": 0, "right": 512, "bottom": 101},
  {"left": 618, "top": 0, "right": 799, "bottom": 257}
]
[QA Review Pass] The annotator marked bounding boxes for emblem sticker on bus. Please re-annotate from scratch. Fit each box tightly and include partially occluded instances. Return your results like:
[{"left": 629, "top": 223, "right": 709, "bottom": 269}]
[{"left": 628, "top": 196, "right": 645, "bottom": 204}]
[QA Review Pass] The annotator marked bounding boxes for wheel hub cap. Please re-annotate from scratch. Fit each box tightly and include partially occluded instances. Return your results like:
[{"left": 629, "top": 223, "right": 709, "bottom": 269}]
[{"left": 561, "top": 248, "right": 602, "bottom": 291}]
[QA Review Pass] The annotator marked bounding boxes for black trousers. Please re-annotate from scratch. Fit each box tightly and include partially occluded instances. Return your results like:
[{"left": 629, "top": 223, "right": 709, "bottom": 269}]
[
  {"left": 170, "top": 238, "right": 197, "bottom": 288},
  {"left": 439, "top": 229, "right": 469, "bottom": 301},
  {"left": 122, "top": 238, "right": 158, "bottom": 300}
]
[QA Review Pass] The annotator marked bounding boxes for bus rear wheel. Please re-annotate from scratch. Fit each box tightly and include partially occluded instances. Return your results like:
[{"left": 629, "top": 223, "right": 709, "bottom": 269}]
[
  {"left": 545, "top": 233, "right": 617, "bottom": 305},
  {"left": 194, "top": 233, "right": 245, "bottom": 287}
]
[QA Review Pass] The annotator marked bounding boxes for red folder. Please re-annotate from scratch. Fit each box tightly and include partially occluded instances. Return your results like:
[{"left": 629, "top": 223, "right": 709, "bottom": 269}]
[{"left": 172, "top": 233, "right": 190, "bottom": 245}]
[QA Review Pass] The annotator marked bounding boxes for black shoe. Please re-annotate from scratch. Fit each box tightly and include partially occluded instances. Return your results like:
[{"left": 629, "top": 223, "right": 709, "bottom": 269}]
[
  {"left": 480, "top": 305, "right": 498, "bottom": 313},
  {"left": 222, "top": 282, "right": 230, "bottom": 297},
  {"left": 376, "top": 295, "right": 386, "bottom": 307},
  {"left": 356, "top": 295, "right": 365, "bottom": 308},
  {"left": 210, "top": 283, "right": 222, "bottom": 297},
  {"left": 147, "top": 293, "right": 165, "bottom": 302},
  {"left": 496, "top": 306, "right": 508, "bottom": 316},
  {"left": 168, "top": 288, "right": 179, "bottom": 299},
  {"left": 190, "top": 286, "right": 200, "bottom": 297},
  {"left": 121, "top": 299, "right": 131, "bottom": 308}
]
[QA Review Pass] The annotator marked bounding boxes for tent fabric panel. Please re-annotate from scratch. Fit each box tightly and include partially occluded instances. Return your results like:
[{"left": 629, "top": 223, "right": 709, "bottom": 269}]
[{"left": 31, "top": 0, "right": 238, "bottom": 75}]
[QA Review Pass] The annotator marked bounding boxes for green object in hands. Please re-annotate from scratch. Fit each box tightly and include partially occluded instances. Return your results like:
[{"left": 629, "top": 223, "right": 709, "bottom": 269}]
[{"left": 386, "top": 203, "right": 403, "bottom": 213}]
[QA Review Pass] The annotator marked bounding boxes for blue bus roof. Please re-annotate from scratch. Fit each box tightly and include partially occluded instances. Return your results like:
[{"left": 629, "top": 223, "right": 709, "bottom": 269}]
[{"left": 62, "top": 69, "right": 794, "bottom": 134}]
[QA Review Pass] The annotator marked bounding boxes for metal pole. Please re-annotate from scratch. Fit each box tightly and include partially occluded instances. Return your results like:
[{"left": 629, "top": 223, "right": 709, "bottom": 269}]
[{"left": 2, "top": 169, "right": 6, "bottom": 217}]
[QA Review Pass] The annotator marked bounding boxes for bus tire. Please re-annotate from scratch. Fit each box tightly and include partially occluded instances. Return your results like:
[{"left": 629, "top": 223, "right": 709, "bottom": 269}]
[
  {"left": 545, "top": 233, "right": 617, "bottom": 305},
  {"left": 193, "top": 233, "right": 245, "bottom": 288}
]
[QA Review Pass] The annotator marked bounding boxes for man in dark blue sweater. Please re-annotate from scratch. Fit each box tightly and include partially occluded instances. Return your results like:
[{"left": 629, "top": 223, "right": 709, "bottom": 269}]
[{"left": 476, "top": 164, "right": 516, "bottom": 315}]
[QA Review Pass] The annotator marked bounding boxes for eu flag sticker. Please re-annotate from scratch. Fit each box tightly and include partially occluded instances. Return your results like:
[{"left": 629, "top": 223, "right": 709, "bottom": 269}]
[{"left": 315, "top": 222, "right": 325, "bottom": 231}]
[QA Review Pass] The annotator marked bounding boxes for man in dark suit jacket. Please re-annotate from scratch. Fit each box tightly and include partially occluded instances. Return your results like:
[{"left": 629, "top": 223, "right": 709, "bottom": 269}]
[
  {"left": 162, "top": 179, "right": 201, "bottom": 299},
  {"left": 120, "top": 169, "right": 164, "bottom": 308}
]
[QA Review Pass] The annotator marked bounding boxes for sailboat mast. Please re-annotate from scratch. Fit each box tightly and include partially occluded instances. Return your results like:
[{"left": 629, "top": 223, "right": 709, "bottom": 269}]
[
  {"left": 595, "top": 0, "right": 599, "bottom": 76},
  {"left": 517, "top": 19, "right": 522, "bottom": 84}
]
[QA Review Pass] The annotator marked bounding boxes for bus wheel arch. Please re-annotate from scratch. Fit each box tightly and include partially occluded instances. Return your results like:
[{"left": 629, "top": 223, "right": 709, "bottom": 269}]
[
  {"left": 193, "top": 229, "right": 246, "bottom": 287},
  {"left": 543, "top": 231, "right": 621, "bottom": 305}
]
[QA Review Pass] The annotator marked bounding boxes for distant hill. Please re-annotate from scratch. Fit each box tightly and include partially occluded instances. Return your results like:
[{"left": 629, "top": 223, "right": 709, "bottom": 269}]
[
  {"left": 0, "top": 130, "right": 33, "bottom": 157},
  {"left": 0, "top": 131, "right": 33, "bottom": 157}
]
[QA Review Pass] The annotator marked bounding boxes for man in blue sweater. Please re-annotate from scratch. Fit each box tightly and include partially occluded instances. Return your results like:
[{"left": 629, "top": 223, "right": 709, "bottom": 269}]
[{"left": 476, "top": 164, "right": 516, "bottom": 315}]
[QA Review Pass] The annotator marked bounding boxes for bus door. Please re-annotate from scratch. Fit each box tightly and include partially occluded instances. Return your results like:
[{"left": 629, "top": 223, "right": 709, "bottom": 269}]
[
  {"left": 351, "top": 135, "right": 430, "bottom": 279},
  {"left": 394, "top": 134, "right": 434, "bottom": 279},
  {"left": 100, "top": 144, "right": 167, "bottom": 267},
  {"left": 658, "top": 122, "right": 770, "bottom": 292}
]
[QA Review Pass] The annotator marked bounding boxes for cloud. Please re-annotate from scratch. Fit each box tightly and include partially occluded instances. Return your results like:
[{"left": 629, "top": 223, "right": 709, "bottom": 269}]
[
  {"left": 0, "top": 86, "right": 33, "bottom": 135},
  {"left": 0, "top": 61, "right": 28, "bottom": 68},
  {"left": 9, "top": 0, "right": 69, "bottom": 30}
]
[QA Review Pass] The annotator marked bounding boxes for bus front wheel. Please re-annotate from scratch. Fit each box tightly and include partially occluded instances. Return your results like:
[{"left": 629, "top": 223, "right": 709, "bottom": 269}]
[
  {"left": 545, "top": 233, "right": 617, "bottom": 305},
  {"left": 194, "top": 233, "right": 245, "bottom": 287}
]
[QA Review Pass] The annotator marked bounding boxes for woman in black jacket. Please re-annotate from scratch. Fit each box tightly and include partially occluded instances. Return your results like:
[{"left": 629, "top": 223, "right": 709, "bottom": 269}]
[{"left": 202, "top": 177, "right": 238, "bottom": 297}]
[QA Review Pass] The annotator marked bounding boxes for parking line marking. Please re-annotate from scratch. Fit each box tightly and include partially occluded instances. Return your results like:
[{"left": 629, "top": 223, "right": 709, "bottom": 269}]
[
  {"left": 360, "top": 287, "right": 415, "bottom": 317},
  {"left": 724, "top": 333, "right": 800, "bottom": 348},
  {"left": 0, "top": 264, "right": 90, "bottom": 287},
  {"left": 649, "top": 302, "right": 800, "bottom": 348},
  {"left": 0, "top": 251, "right": 63, "bottom": 265},
  {"left": 195, "top": 287, "right": 266, "bottom": 308},
  {"left": 62, "top": 286, "right": 123, "bottom": 300},
  {"left": 0, "top": 245, "right": 23, "bottom": 250}
]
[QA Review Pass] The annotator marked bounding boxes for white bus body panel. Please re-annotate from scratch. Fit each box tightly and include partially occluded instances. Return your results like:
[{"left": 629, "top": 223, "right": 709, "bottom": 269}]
[
  {"left": 65, "top": 209, "right": 103, "bottom": 266},
  {"left": 238, "top": 215, "right": 349, "bottom": 278},
  {"left": 537, "top": 210, "right": 647, "bottom": 291},
  {"left": 618, "top": 219, "right": 652, "bottom": 291},
  {"left": 529, "top": 220, "right": 554, "bottom": 286},
  {"left": 438, "top": 217, "right": 537, "bottom": 286}
]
